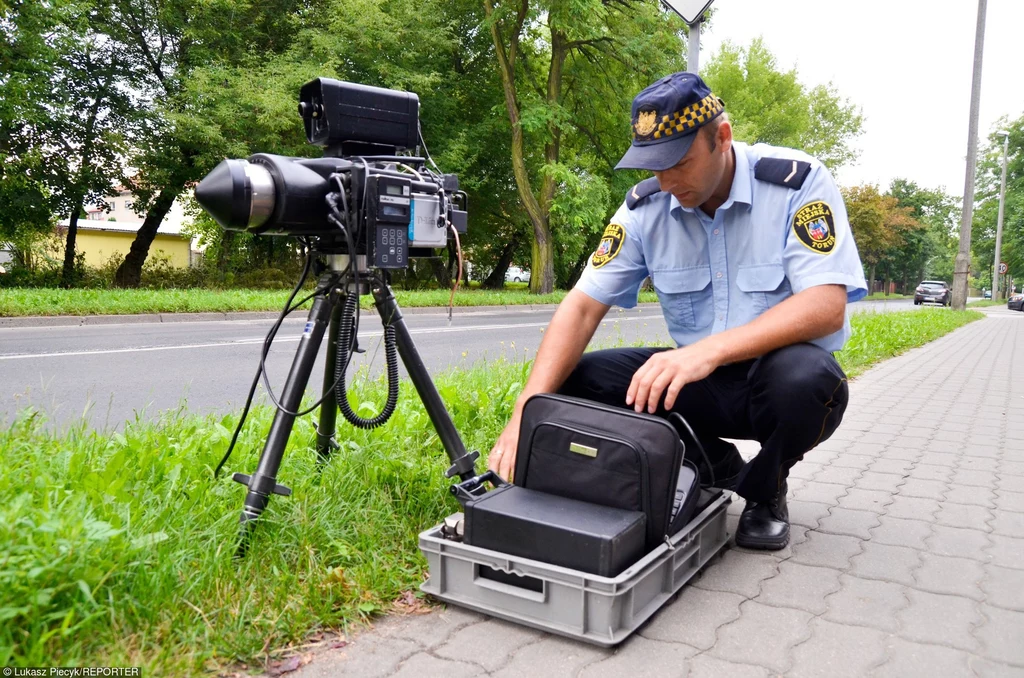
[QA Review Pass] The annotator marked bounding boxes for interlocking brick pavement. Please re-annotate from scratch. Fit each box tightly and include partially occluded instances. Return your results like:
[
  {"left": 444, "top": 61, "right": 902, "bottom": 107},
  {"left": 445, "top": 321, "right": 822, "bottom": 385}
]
[{"left": 292, "top": 309, "right": 1024, "bottom": 677}]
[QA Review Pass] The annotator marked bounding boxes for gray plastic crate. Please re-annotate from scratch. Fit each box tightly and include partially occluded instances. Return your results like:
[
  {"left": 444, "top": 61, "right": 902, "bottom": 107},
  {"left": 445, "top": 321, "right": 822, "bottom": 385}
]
[{"left": 419, "top": 491, "right": 730, "bottom": 647}]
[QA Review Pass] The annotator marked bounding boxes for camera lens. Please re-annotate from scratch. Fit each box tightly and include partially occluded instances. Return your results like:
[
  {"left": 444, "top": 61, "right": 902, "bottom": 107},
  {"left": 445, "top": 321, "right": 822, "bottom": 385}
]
[{"left": 195, "top": 159, "right": 275, "bottom": 232}]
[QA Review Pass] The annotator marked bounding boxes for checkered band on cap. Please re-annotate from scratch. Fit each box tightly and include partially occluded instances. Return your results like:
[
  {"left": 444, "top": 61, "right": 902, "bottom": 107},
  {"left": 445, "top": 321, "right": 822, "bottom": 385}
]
[{"left": 649, "top": 93, "right": 724, "bottom": 141}]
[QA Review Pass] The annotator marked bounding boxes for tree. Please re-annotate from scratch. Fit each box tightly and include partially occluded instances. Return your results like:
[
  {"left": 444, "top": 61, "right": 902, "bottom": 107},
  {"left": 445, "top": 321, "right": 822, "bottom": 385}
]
[
  {"left": 1, "top": 0, "right": 133, "bottom": 284},
  {"left": 842, "top": 184, "right": 922, "bottom": 292},
  {"left": 52, "top": 31, "right": 134, "bottom": 286},
  {"left": 703, "top": 39, "right": 864, "bottom": 171},
  {"left": 0, "top": 1, "right": 63, "bottom": 253},
  {"left": 971, "top": 117, "right": 1022, "bottom": 296},
  {"left": 482, "top": 0, "right": 687, "bottom": 293},
  {"left": 887, "top": 179, "right": 960, "bottom": 292}
]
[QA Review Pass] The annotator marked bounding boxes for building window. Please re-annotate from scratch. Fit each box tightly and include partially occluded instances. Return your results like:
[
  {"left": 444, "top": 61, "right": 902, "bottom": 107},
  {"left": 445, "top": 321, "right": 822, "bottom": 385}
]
[{"left": 125, "top": 201, "right": 133, "bottom": 210}]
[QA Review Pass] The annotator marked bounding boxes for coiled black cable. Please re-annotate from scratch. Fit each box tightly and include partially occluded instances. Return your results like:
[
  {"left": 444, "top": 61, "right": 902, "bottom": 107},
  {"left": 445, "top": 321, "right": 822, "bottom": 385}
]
[{"left": 334, "top": 292, "right": 400, "bottom": 428}]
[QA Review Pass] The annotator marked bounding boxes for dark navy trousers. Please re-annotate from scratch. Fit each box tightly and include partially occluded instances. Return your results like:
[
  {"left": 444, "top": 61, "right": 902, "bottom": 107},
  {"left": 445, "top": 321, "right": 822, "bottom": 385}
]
[{"left": 558, "top": 343, "right": 849, "bottom": 503}]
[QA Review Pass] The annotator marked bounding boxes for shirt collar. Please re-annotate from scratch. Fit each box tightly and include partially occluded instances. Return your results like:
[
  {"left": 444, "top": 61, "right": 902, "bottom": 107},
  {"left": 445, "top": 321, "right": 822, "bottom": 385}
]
[{"left": 670, "top": 141, "right": 753, "bottom": 216}]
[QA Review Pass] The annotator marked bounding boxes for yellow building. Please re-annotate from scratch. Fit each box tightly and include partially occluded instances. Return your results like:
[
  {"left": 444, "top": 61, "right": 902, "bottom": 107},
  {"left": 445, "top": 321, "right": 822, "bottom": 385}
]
[
  {"left": 73, "top": 223, "right": 194, "bottom": 268},
  {"left": 60, "top": 189, "right": 197, "bottom": 268}
]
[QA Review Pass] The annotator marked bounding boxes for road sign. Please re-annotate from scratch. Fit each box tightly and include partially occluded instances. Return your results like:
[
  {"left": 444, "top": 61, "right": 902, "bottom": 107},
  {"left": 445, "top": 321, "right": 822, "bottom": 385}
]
[
  {"left": 661, "top": 0, "right": 714, "bottom": 25},
  {"left": 999, "top": 262, "right": 1008, "bottom": 274}
]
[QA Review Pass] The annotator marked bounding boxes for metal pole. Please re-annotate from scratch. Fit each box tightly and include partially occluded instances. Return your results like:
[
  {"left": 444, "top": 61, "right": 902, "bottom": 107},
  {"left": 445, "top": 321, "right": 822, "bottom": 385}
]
[
  {"left": 687, "top": 16, "right": 701, "bottom": 72},
  {"left": 952, "top": 0, "right": 988, "bottom": 310},
  {"left": 993, "top": 132, "right": 1009, "bottom": 300}
]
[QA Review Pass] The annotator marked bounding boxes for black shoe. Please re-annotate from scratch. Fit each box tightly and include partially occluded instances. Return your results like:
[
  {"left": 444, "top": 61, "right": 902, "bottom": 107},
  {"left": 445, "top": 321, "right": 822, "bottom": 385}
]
[{"left": 735, "top": 482, "right": 790, "bottom": 550}]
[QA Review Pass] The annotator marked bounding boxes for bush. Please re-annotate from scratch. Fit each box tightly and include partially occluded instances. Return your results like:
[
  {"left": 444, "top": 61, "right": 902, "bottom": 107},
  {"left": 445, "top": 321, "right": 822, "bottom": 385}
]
[{"left": 233, "top": 267, "right": 294, "bottom": 289}]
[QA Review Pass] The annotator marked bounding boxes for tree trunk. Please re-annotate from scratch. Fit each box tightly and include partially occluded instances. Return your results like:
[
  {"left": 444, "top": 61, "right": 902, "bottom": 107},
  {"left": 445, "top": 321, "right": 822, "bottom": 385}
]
[
  {"left": 113, "top": 187, "right": 178, "bottom": 288},
  {"left": 566, "top": 250, "right": 591, "bottom": 289},
  {"left": 60, "top": 199, "right": 84, "bottom": 287},
  {"left": 529, "top": 26, "right": 567, "bottom": 295},
  {"left": 483, "top": 236, "right": 520, "bottom": 289},
  {"left": 61, "top": 71, "right": 109, "bottom": 288},
  {"left": 484, "top": 0, "right": 568, "bottom": 295},
  {"left": 216, "top": 229, "right": 235, "bottom": 272},
  {"left": 429, "top": 258, "right": 452, "bottom": 288},
  {"left": 867, "top": 263, "right": 877, "bottom": 295}
]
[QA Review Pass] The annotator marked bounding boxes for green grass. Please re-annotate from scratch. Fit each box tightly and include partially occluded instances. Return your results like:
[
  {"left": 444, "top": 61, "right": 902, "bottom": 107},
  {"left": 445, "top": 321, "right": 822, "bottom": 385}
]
[
  {"left": 839, "top": 309, "right": 983, "bottom": 378},
  {"left": 860, "top": 292, "right": 911, "bottom": 301},
  {"left": 0, "top": 287, "right": 662, "bottom": 317},
  {"left": 0, "top": 309, "right": 984, "bottom": 673},
  {"left": 967, "top": 299, "right": 1005, "bottom": 308}
]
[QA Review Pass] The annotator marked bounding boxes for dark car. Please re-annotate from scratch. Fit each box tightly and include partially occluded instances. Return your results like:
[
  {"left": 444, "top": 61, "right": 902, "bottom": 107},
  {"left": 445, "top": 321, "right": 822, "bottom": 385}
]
[
  {"left": 914, "top": 280, "right": 952, "bottom": 306},
  {"left": 1009, "top": 293, "right": 1024, "bottom": 312}
]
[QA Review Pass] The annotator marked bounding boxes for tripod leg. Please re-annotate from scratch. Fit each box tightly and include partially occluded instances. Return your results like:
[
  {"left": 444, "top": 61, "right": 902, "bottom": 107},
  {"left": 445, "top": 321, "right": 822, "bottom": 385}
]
[
  {"left": 371, "top": 284, "right": 478, "bottom": 482},
  {"left": 315, "top": 302, "right": 343, "bottom": 463},
  {"left": 236, "top": 288, "right": 339, "bottom": 552}
]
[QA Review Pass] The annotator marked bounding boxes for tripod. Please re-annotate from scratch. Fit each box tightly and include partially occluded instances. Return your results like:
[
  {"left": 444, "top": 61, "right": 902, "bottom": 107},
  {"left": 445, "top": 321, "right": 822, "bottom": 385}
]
[{"left": 230, "top": 254, "right": 480, "bottom": 549}]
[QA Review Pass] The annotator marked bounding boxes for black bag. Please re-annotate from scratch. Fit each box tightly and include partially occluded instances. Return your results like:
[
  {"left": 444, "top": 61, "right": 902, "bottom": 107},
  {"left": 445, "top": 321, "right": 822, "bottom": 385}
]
[
  {"left": 514, "top": 393, "right": 701, "bottom": 550},
  {"left": 462, "top": 482, "right": 647, "bottom": 577}
]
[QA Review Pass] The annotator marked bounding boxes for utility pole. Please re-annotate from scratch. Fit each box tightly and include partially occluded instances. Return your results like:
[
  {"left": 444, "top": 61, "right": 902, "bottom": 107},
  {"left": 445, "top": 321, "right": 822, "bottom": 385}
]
[
  {"left": 993, "top": 131, "right": 1010, "bottom": 299},
  {"left": 952, "top": 0, "right": 988, "bottom": 311}
]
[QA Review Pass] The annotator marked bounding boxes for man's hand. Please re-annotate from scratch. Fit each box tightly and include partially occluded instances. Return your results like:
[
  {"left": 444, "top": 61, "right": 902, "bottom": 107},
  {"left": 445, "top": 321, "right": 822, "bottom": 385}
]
[
  {"left": 626, "top": 342, "right": 722, "bottom": 413},
  {"left": 488, "top": 416, "right": 521, "bottom": 481}
]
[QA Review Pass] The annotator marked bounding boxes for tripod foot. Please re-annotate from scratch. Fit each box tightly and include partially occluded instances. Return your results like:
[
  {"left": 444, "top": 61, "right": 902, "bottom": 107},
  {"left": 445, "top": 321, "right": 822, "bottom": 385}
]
[
  {"left": 234, "top": 507, "right": 261, "bottom": 559},
  {"left": 315, "top": 428, "right": 340, "bottom": 465}
]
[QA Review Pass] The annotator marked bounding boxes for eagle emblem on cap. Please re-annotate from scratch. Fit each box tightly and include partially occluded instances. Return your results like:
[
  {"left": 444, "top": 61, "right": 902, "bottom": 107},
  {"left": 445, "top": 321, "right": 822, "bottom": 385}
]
[{"left": 634, "top": 110, "right": 657, "bottom": 138}]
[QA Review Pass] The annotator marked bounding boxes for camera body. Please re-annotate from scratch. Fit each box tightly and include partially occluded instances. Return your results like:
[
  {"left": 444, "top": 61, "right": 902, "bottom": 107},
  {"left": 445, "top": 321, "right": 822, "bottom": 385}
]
[{"left": 195, "top": 78, "right": 467, "bottom": 268}]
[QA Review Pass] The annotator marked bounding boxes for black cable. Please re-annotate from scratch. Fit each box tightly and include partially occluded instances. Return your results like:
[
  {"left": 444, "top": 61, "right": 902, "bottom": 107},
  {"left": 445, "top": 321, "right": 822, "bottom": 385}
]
[
  {"left": 214, "top": 246, "right": 314, "bottom": 477},
  {"left": 253, "top": 168, "right": 371, "bottom": 420},
  {"left": 668, "top": 412, "right": 716, "bottom": 488},
  {"left": 333, "top": 291, "right": 400, "bottom": 429}
]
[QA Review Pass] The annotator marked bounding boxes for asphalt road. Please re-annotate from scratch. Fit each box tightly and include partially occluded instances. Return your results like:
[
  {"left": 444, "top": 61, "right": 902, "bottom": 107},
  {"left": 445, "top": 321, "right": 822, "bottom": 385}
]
[{"left": 0, "top": 296, "right": 941, "bottom": 431}]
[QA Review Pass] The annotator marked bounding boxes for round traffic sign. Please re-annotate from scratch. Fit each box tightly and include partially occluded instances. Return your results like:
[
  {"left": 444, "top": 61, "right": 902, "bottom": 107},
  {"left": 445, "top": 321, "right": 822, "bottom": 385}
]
[{"left": 999, "top": 262, "right": 1008, "bottom": 274}]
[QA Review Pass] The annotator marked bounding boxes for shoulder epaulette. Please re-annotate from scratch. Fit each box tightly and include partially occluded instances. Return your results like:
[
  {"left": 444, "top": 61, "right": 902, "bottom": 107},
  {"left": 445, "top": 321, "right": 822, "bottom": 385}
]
[
  {"left": 626, "top": 177, "right": 662, "bottom": 209},
  {"left": 754, "top": 158, "right": 812, "bottom": 189}
]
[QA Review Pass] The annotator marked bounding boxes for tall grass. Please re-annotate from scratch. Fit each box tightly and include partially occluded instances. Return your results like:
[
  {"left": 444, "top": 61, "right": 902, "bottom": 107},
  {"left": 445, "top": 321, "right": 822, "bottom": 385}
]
[
  {"left": 0, "top": 360, "right": 529, "bottom": 673},
  {"left": 0, "top": 309, "right": 983, "bottom": 672}
]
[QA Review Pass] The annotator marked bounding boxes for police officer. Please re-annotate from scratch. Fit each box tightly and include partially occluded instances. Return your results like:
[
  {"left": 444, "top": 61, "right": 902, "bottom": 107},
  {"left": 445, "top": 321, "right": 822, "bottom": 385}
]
[{"left": 487, "top": 72, "right": 867, "bottom": 550}]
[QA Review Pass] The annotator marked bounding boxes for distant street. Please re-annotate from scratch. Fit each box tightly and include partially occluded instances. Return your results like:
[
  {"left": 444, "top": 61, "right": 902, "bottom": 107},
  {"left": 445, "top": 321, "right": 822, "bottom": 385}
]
[{"left": 0, "top": 297, "right": 961, "bottom": 430}]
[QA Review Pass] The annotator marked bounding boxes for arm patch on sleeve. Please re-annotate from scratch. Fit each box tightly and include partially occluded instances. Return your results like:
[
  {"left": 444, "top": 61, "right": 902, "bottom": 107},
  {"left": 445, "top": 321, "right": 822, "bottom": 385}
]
[
  {"left": 754, "top": 158, "right": 812, "bottom": 189},
  {"left": 591, "top": 223, "right": 626, "bottom": 268},
  {"left": 792, "top": 201, "right": 836, "bottom": 254},
  {"left": 626, "top": 177, "right": 662, "bottom": 209}
]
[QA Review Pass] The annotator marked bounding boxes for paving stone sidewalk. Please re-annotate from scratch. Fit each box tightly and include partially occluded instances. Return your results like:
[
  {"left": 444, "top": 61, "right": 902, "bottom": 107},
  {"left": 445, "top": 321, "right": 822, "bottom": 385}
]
[{"left": 294, "top": 309, "right": 1024, "bottom": 678}]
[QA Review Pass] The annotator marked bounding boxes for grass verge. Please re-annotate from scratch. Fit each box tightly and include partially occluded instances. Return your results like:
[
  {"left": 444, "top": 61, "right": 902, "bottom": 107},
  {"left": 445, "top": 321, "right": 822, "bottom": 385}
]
[
  {"left": 967, "top": 299, "right": 1005, "bottom": 308},
  {"left": 840, "top": 308, "right": 983, "bottom": 377},
  {"left": 860, "top": 292, "right": 911, "bottom": 301},
  {"left": 0, "top": 309, "right": 983, "bottom": 672},
  {"left": 0, "top": 287, "right": 661, "bottom": 317}
]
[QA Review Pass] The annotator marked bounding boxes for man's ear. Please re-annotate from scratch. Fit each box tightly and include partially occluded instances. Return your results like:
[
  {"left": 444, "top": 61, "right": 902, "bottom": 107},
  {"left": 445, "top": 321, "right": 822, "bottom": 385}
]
[{"left": 717, "top": 120, "right": 733, "bottom": 153}]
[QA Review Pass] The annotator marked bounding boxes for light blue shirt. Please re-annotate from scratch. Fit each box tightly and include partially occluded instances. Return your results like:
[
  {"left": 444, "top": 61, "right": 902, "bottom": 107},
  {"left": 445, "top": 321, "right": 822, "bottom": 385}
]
[{"left": 576, "top": 141, "right": 868, "bottom": 352}]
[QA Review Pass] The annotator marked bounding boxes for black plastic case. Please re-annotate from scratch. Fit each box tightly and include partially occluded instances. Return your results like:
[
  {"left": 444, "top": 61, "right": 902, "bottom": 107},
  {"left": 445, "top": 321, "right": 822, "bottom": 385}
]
[{"left": 463, "top": 484, "right": 647, "bottom": 577}]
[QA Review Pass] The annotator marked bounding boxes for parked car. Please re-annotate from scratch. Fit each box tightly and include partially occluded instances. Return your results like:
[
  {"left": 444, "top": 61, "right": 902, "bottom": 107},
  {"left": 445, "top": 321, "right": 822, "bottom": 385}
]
[
  {"left": 983, "top": 289, "right": 992, "bottom": 299},
  {"left": 914, "top": 280, "right": 951, "bottom": 306},
  {"left": 505, "top": 266, "right": 531, "bottom": 283},
  {"left": 1009, "top": 293, "right": 1024, "bottom": 312}
]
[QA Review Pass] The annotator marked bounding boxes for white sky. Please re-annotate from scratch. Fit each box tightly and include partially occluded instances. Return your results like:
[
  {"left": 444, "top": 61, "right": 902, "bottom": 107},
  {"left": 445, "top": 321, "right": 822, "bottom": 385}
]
[{"left": 697, "top": 0, "right": 1024, "bottom": 196}]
